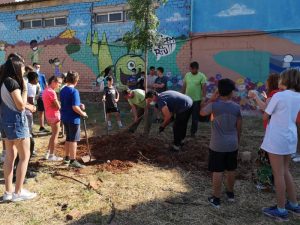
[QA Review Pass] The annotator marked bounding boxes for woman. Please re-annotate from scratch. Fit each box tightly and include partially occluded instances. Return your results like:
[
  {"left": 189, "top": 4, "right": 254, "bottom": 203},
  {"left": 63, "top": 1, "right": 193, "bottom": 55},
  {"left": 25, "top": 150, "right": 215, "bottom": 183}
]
[
  {"left": 248, "top": 73, "right": 280, "bottom": 190},
  {"left": 0, "top": 53, "right": 37, "bottom": 202},
  {"left": 42, "top": 76, "right": 63, "bottom": 161}
]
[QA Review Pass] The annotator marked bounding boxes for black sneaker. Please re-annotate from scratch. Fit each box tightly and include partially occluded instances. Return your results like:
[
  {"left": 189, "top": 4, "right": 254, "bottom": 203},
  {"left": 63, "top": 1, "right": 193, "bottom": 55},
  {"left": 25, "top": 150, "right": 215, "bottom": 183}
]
[
  {"left": 226, "top": 191, "right": 235, "bottom": 202},
  {"left": 39, "top": 127, "right": 50, "bottom": 133},
  {"left": 170, "top": 145, "right": 181, "bottom": 152},
  {"left": 208, "top": 196, "right": 220, "bottom": 208}
]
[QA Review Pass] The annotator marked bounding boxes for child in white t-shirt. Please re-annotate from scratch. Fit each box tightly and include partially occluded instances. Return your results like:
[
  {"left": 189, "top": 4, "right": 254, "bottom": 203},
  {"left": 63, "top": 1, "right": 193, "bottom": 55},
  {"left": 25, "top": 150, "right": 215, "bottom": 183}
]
[{"left": 261, "top": 68, "right": 300, "bottom": 221}]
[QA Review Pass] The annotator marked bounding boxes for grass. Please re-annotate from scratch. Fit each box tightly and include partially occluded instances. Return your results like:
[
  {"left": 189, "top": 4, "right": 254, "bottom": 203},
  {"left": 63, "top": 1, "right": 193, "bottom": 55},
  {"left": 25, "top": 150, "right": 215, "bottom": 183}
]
[{"left": 0, "top": 103, "right": 299, "bottom": 225}]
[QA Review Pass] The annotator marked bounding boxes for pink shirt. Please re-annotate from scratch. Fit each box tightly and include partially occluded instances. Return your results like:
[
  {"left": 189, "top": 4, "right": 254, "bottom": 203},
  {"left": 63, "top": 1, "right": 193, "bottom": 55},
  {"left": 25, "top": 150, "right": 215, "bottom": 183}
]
[{"left": 42, "top": 87, "right": 60, "bottom": 120}]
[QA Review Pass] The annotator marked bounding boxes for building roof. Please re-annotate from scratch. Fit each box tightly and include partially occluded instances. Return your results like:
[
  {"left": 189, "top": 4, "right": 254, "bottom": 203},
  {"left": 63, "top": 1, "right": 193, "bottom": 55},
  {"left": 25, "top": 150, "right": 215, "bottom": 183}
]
[{"left": 0, "top": 0, "right": 50, "bottom": 6}]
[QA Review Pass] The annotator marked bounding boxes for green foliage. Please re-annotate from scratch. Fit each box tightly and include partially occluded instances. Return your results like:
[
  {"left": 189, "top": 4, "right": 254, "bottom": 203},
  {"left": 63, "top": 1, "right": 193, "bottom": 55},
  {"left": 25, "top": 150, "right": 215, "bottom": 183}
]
[
  {"left": 123, "top": 0, "right": 168, "bottom": 51},
  {"left": 86, "top": 32, "right": 92, "bottom": 46},
  {"left": 65, "top": 43, "right": 81, "bottom": 55},
  {"left": 92, "top": 31, "right": 99, "bottom": 55}
]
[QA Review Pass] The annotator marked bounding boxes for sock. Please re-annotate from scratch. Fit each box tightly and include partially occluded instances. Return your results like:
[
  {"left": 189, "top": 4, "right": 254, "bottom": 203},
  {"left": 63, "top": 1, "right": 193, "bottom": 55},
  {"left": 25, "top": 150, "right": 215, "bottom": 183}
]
[
  {"left": 289, "top": 201, "right": 299, "bottom": 208},
  {"left": 117, "top": 121, "right": 122, "bottom": 126},
  {"left": 277, "top": 207, "right": 287, "bottom": 213},
  {"left": 49, "top": 154, "right": 54, "bottom": 157},
  {"left": 108, "top": 121, "right": 112, "bottom": 126}
]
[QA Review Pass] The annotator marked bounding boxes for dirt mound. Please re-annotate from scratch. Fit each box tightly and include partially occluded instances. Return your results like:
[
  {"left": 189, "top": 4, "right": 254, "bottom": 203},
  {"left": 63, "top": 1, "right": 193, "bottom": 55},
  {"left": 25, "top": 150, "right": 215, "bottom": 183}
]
[{"left": 57, "top": 133, "right": 254, "bottom": 179}]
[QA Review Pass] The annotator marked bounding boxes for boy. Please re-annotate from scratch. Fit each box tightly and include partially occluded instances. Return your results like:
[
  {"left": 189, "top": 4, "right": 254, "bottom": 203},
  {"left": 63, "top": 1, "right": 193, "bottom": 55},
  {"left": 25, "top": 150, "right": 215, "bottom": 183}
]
[
  {"left": 200, "top": 79, "right": 242, "bottom": 208},
  {"left": 147, "top": 66, "right": 157, "bottom": 92},
  {"left": 183, "top": 62, "right": 207, "bottom": 137},
  {"left": 60, "top": 71, "right": 87, "bottom": 168},
  {"left": 102, "top": 76, "right": 123, "bottom": 130},
  {"left": 153, "top": 67, "right": 168, "bottom": 93}
]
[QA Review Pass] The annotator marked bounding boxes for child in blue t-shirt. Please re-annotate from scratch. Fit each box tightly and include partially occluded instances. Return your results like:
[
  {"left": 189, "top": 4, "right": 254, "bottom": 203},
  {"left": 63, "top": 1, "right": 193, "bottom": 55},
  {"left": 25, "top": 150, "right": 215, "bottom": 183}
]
[{"left": 60, "top": 71, "right": 87, "bottom": 168}]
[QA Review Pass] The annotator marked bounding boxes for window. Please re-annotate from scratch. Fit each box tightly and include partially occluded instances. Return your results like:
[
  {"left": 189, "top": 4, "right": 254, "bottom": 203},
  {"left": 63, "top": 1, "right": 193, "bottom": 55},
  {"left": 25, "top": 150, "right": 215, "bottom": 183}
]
[
  {"left": 95, "top": 11, "right": 124, "bottom": 24},
  {"left": 20, "top": 16, "right": 67, "bottom": 29},
  {"left": 55, "top": 17, "right": 67, "bottom": 26}
]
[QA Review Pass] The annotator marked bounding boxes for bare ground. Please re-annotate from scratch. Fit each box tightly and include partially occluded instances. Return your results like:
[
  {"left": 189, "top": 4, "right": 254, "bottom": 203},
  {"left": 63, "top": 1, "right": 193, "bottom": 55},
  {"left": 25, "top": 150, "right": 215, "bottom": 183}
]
[{"left": 0, "top": 110, "right": 299, "bottom": 225}]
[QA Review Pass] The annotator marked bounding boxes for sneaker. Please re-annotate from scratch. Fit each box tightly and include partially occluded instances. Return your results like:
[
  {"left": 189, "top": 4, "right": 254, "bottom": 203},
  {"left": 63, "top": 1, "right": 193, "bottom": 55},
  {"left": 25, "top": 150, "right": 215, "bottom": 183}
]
[
  {"left": 262, "top": 206, "right": 289, "bottom": 222},
  {"left": 226, "top": 192, "right": 235, "bottom": 202},
  {"left": 2, "top": 192, "right": 13, "bottom": 202},
  {"left": 39, "top": 127, "right": 50, "bottom": 133},
  {"left": 31, "top": 150, "right": 38, "bottom": 157},
  {"left": 108, "top": 125, "right": 112, "bottom": 131},
  {"left": 26, "top": 171, "right": 37, "bottom": 179},
  {"left": 118, "top": 124, "right": 123, "bottom": 129},
  {"left": 286, "top": 201, "right": 300, "bottom": 216},
  {"left": 63, "top": 157, "right": 70, "bottom": 165},
  {"left": 48, "top": 155, "right": 63, "bottom": 162},
  {"left": 170, "top": 145, "right": 181, "bottom": 152},
  {"left": 208, "top": 196, "right": 220, "bottom": 208},
  {"left": 44, "top": 151, "right": 50, "bottom": 160},
  {"left": 292, "top": 156, "right": 300, "bottom": 163},
  {"left": 69, "top": 160, "right": 86, "bottom": 168},
  {"left": 12, "top": 189, "right": 37, "bottom": 202},
  {"left": 1, "top": 151, "right": 6, "bottom": 163}
]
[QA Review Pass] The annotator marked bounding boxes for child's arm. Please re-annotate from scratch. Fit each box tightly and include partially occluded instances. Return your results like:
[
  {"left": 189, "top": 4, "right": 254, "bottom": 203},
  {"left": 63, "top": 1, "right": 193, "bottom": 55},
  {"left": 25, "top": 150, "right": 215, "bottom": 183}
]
[
  {"left": 248, "top": 91, "right": 267, "bottom": 111},
  {"left": 200, "top": 91, "right": 218, "bottom": 116},
  {"left": 201, "top": 83, "right": 207, "bottom": 101},
  {"left": 131, "top": 104, "right": 138, "bottom": 122},
  {"left": 115, "top": 89, "right": 119, "bottom": 102},
  {"left": 52, "top": 99, "right": 61, "bottom": 110},
  {"left": 72, "top": 105, "right": 87, "bottom": 117},
  {"left": 236, "top": 117, "right": 242, "bottom": 144}
]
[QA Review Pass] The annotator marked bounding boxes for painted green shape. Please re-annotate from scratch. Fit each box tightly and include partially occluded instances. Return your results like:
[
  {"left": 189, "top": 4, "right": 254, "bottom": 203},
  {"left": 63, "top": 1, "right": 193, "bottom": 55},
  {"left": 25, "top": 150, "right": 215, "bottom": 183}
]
[
  {"left": 98, "top": 32, "right": 113, "bottom": 73},
  {"left": 86, "top": 32, "right": 91, "bottom": 46},
  {"left": 214, "top": 51, "right": 271, "bottom": 82},
  {"left": 148, "top": 40, "right": 186, "bottom": 76},
  {"left": 115, "top": 54, "right": 145, "bottom": 86},
  {"left": 68, "top": 45, "right": 99, "bottom": 76},
  {"left": 92, "top": 31, "right": 99, "bottom": 55},
  {"left": 66, "top": 43, "right": 80, "bottom": 55}
]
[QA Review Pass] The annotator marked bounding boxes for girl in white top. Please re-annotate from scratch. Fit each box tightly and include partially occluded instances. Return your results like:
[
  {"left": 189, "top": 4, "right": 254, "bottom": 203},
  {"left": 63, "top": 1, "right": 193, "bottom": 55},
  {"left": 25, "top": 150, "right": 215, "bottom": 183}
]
[{"left": 261, "top": 68, "right": 300, "bottom": 221}]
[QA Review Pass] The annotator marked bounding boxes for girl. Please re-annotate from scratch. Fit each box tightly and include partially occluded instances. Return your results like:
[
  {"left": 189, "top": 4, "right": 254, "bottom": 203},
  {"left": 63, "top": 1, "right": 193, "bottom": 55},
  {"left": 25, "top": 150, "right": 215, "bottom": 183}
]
[
  {"left": 0, "top": 53, "right": 36, "bottom": 202},
  {"left": 42, "top": 76, "right": 63, "bottom": 161},
  {"left": 60, "top": 71, "right": 87, "bottom": 168},
  {"left": 248, "top": 73, "right": 280, "bottom": 190},
  {"left": 102, "top": 76, "right": 123, "bottom": 130},
  {"left": 260, "top": 68, "right": 300, "bottom": 221}
]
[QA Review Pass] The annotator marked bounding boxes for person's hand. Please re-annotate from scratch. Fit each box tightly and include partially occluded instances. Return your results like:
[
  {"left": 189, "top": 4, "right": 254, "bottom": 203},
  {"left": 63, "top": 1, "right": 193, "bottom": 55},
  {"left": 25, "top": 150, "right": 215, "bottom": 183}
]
[
  {"left": 31, "top": 105, "right": 37, "bottom": 113},
  {"left": 80, "top": 103, "right": 85, "bottom": 110},
  {"left": 248, "top": 90, "right": 258, "bottom": 99},
  {"left": 115, "top": 99, "right": 119, "bottom": 103},
  {"left": 82, "top": 112, "right": 88, "bottom": 118},
  {"left": 159, "top": 126, "right": 165, "bottom": 133}
]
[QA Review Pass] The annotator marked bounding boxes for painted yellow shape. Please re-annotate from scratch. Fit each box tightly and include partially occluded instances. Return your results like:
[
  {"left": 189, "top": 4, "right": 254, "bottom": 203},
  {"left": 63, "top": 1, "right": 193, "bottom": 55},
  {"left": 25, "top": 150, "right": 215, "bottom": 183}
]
[{"left": 60, "top": 29, "right": 76, "bottom": 39}]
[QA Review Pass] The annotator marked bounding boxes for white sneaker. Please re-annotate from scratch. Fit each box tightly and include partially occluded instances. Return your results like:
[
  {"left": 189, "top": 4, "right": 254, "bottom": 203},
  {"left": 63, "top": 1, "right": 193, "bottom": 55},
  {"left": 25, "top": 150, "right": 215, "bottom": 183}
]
[
  {"left": 44, "top": 151, "right": 50, "bottom": 160},
  {"left": 48, "top": 155, "right": 63, "bottom": 161},
  {"left": 292, "top": 156, "right": 300, "bottom": 163},
  {"left": 1, "top": 150, "right": 6, "bottom": 163},
  {"left": 2, "top": 192, "right": 13, "bottom": 201},
  {"left": 12, "top": 189, "right": 37, "bottom": 202}
]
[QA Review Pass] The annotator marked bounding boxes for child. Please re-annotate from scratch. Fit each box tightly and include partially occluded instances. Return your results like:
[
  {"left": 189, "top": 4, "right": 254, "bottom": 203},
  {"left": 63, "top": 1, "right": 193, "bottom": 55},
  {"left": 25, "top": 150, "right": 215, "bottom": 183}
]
[
  {"left": 102, "top": 76, "right": 123, "bottom": 130},
  {"left": 60, "top": 71, "right": 87, "bottom": 168},
  {"left": 200, "top": 79, "right": 242, "bottom": 208},
  {"left": 42, "top": 76, "right": 63, "bottom": 161},
  {"left": 153, "top": 67, "right": 168, "bottom": 93},
  {"left": 260, "top": 68, "right": 300, "bottom": 221},
  {"left": 248, "top": 73, "right": 280, "bottom": 190}
]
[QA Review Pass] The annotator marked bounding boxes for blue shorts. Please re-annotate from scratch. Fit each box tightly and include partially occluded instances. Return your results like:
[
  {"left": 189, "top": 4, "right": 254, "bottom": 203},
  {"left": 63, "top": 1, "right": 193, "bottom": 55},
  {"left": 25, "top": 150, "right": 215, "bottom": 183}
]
[
  {"left": 1, "top": 115, "right": 30, "bottom": 140},
  {"left": 63, "top": 122, "right": 80, "bottom": 142}
]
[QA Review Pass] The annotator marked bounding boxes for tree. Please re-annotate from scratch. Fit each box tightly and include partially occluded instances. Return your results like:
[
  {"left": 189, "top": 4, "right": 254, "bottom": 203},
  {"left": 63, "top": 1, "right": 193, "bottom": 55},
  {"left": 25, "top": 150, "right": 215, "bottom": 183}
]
[
  {"left": 123, "top": 0, "right": 168, "bottom": 93},
  {"left": 86, "top": 32, "right": 92, "bottom": 46},
  {"left": 92, "top": 31, "right": 99, "bottom": 55}
]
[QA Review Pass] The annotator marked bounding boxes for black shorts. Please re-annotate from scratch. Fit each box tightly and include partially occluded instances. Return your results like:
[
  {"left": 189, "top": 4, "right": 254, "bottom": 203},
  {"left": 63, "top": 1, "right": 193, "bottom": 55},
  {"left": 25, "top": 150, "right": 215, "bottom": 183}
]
[
  {"left": 106, "top": 107, "right": 120, "bottom": 114},
  {"left": 208, "top": 149, "right": 238, "bottom": 172},
  {"left": 63, "top": 122, "right": 81, "bottom": 142},
  {"left": 37, "top": 97, "right": 45, "bottom": 112}
]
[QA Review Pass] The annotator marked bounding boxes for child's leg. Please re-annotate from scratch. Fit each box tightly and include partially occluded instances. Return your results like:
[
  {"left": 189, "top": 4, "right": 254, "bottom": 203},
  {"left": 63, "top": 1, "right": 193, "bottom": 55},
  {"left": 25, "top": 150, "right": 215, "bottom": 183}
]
[
  {"left": 283, "top": 155, "right": 298, "bottom": 204},
  {"left": 107, "top": 113, "right": 112, "bottom": 126},
  {"left": 115, "top": 112, "right": 121, "bottom": 122},
  {"left": 268, "top": 153, "right": 286, "bottom": 208},
  {"left": 3, "top": 140, "right": 17, "bottom": 193},
  {"left": 212, "top": 172, "right": 223, "bottom": 198},
  {"left": 64, "top": 141, "right": 70, "bottom": 158},
  {"left": 69, "top": 141, "right": 78, "bottom": 160},
  {"left": 49, "top": 122, "right": 60, "bottom": 155},
  {"left": 225, "top": 171, "right": 236, "bottom": 193}
]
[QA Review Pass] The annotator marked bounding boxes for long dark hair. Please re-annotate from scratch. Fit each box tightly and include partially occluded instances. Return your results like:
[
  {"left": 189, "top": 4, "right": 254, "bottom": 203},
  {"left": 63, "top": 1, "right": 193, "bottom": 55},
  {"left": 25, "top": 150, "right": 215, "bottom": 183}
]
[
  {"left": 266, "top": 73, "right": 279, "bottom": 95},
  {"left": 0, "top": 53, "right": 25, "bottom": 93}
]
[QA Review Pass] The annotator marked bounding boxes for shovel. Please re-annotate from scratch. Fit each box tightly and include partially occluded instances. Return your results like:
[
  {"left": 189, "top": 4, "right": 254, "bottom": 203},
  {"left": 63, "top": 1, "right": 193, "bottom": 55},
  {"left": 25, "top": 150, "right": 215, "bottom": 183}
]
[
  {"left": 102, "top": 100, "right": 109, "bottom": 135},
  {"left": 81, "top": 117, "right": 96, "bottom": 163}
]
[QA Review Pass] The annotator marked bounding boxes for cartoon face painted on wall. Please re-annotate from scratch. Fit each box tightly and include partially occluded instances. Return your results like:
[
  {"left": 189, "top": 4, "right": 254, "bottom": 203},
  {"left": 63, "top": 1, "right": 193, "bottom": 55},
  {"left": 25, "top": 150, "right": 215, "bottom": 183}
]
[
  {"left": 29, "top": 39, "right": 43, "bottom": 64},
  {"left": 115, "top": 55, "right": 145, "bottom": 86}
]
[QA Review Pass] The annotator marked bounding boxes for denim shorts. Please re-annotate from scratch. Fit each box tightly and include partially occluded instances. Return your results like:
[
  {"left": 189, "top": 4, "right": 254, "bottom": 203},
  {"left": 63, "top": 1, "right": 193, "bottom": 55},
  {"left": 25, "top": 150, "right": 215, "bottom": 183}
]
[
  {"left": 2, "top": 114, "right": 30, "bottom": 140},
  {"left": 63, "top": 122, "right": 80, "bottom": 142}
]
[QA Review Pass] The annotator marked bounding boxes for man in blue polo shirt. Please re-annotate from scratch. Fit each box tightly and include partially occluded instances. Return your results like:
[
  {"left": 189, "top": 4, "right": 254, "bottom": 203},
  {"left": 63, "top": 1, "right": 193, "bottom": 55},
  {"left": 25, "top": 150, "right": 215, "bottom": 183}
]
[{"left": 145, "top": 90, "right": 193, "bottom": 152}]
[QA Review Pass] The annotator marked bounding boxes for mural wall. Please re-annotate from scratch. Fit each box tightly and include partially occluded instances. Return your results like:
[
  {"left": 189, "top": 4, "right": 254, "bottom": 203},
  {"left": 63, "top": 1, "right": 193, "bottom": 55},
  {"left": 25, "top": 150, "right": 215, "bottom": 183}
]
[
  {"left": 188, "top": 0, "right": 300, "bottom": 111},
  {"left": 0, "top": 0, "right": 190, "bottom": 92}
]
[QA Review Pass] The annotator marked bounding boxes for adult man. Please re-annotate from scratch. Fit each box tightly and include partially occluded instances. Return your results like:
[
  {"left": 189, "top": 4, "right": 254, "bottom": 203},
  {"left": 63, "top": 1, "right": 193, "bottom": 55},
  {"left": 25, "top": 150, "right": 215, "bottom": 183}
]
[
  {"left": 145, "top": 90, "right": 193, "bottom": 152},
  {"left": 182, "top": 61, "right": 207, "bottom": 137},
  {"left": 123, "top": 89, "right": 152, "bottom": 134},
  {"left": 33, "top": 63, "right": 49, "bottom": 133}
]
